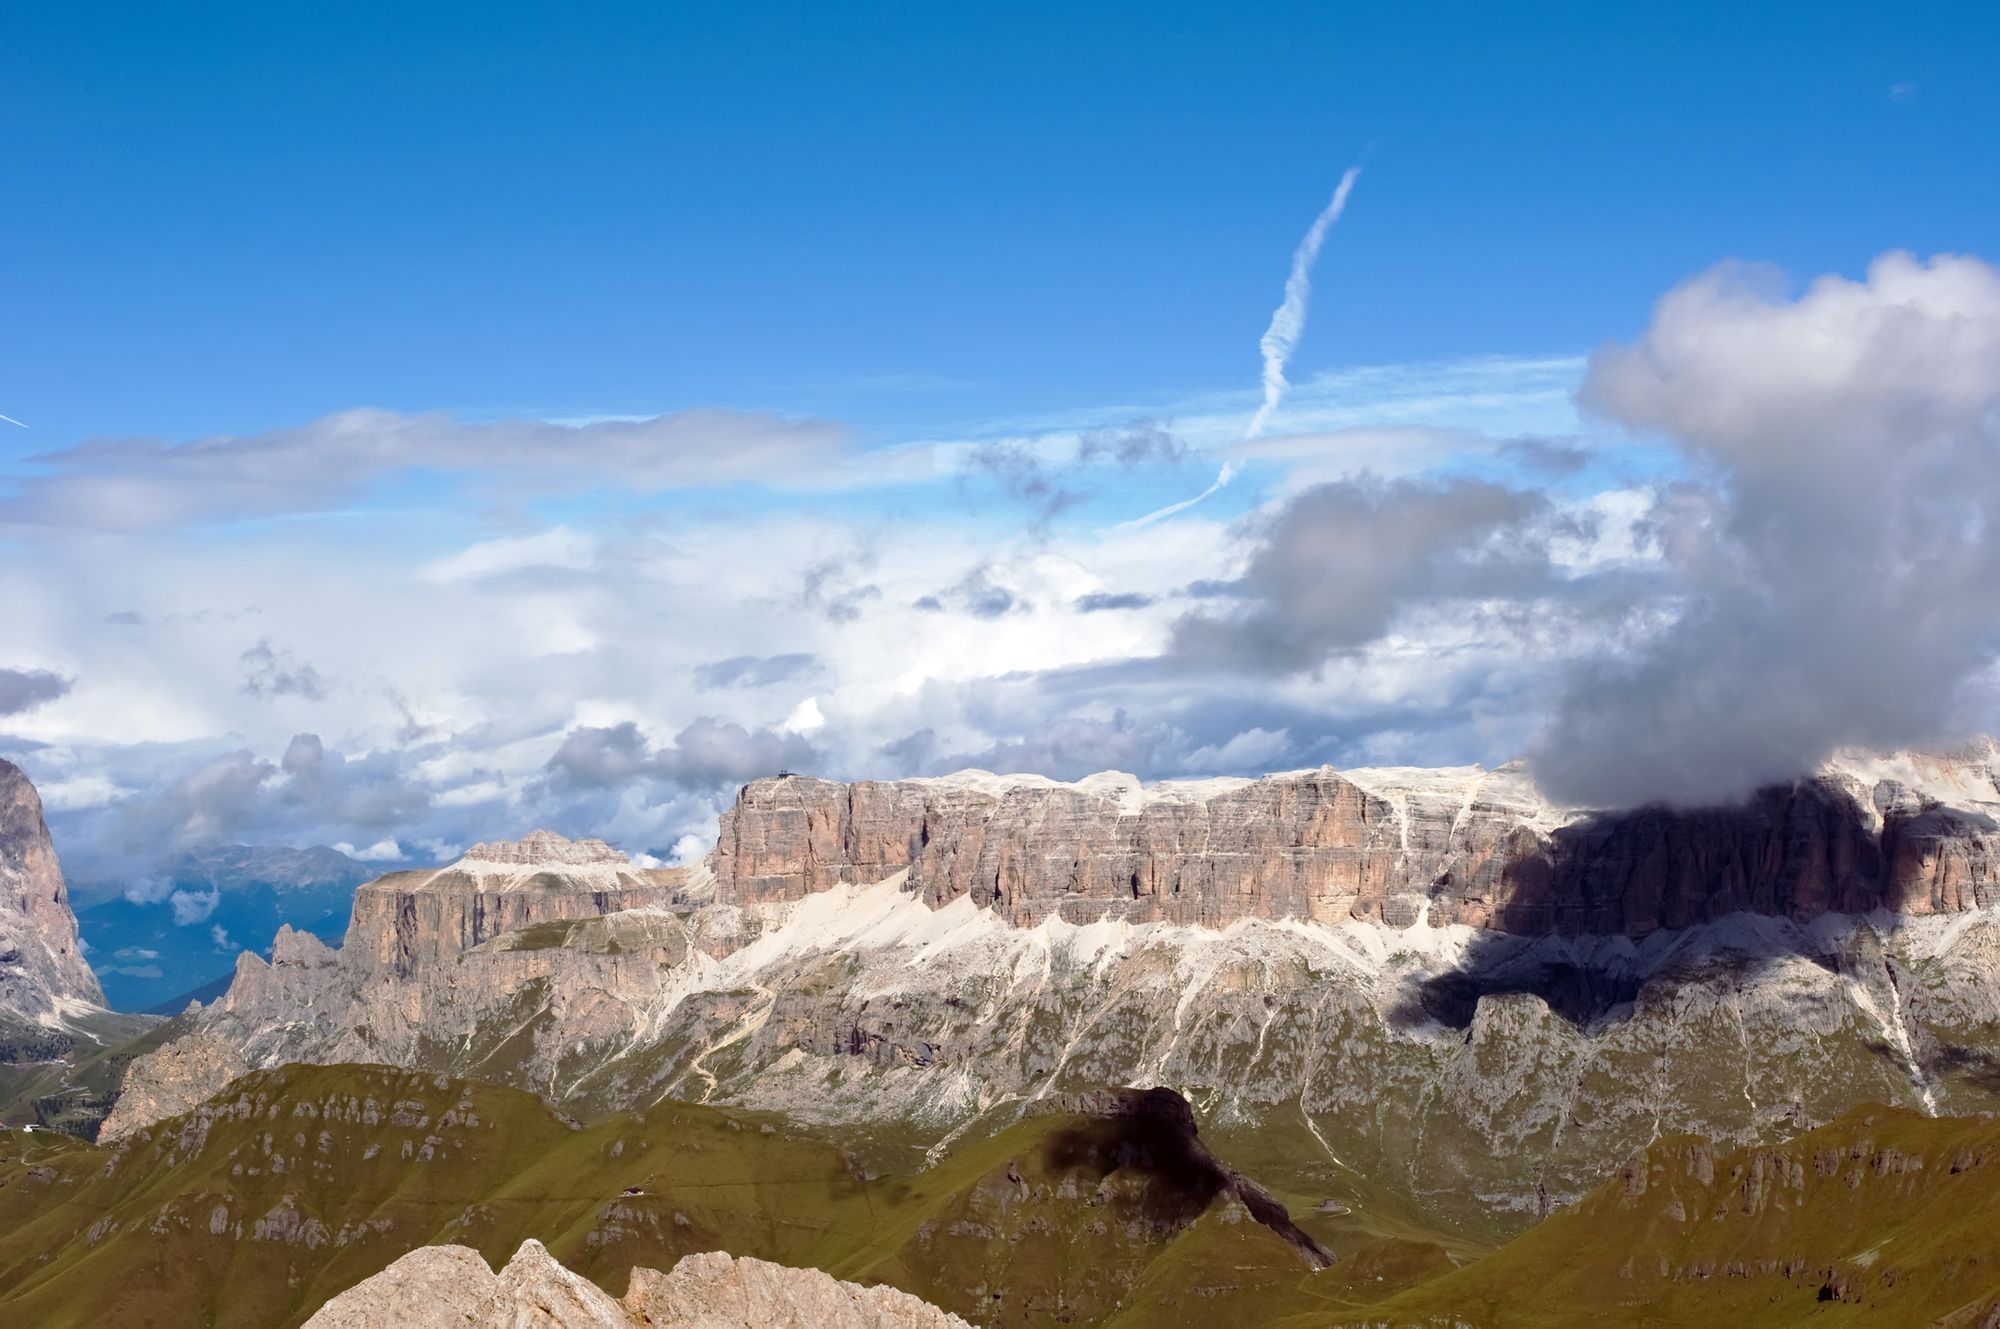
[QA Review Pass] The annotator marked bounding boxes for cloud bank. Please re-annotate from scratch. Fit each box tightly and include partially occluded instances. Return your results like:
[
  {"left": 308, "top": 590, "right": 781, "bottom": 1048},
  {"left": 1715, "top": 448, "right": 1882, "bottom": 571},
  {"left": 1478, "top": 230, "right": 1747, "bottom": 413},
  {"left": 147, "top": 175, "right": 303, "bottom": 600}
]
[
  {"left": 10, "top": 252, "right": 2000, "bottom": 894},
  {"left": 1532, "top": 251, "right": 2000, "bottom": 805},
  {"left": 0, "top": 407, "right": 849, "bottom": 532}
]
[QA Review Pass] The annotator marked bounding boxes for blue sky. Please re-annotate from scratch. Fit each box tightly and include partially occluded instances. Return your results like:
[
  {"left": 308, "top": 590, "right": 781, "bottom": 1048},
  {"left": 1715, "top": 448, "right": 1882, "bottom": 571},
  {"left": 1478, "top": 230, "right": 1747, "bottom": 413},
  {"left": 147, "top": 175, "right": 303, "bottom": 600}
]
[
  {"left": 7, "top": 2, "right": 1992, "bottom": 443},
  {"left": 3, "top": 4, "right": 2000, "bottom": 912}
]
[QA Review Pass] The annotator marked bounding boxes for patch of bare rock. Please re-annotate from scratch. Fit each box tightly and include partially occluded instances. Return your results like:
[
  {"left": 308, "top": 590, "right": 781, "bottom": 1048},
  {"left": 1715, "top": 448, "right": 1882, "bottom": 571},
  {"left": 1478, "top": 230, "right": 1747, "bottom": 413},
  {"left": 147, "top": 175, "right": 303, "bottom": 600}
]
[
  {"left": 97, "top": 1029, "right": 248, "bottom": 1140},
  {"left": 302, "top": 1238, "right": 972, "bottom": 1328}
]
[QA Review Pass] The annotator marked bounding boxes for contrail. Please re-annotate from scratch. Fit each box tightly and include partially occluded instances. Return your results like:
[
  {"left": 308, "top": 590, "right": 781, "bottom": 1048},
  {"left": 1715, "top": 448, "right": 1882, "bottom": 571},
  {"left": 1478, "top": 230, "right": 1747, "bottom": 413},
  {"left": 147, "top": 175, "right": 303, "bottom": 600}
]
[
  {"left": 1107, "top": 168, "right": 1363, "bottom": 533},
  {"left": 1246, "top": 166, "right": 1361, "bottom": 440},
  {"left": 0, "top": 413, "right": 25, "bottom": 429},
  {"left": 1114, "top": 462, "right": 1238, "bottom": 531}
]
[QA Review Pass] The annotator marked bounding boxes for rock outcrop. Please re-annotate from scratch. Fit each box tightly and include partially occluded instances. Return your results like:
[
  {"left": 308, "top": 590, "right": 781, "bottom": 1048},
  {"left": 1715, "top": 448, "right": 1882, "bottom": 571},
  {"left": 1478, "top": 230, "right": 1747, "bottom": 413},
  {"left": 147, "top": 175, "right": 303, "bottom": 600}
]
[
  {"left": 344, "top": 830, "right": 683, "bottom": 976},
  {"left": 303, "top": 1238, "right": 972, "bottom": 1328},
  {"left": 97, "top": 1028, "right": 249, "bottom": 1141},
  {"left": 628, "top": 1251, "right": 974, "bottom": 1328},
  {"left": 97, "top": 835, "right": 690, "bottom": 1135},
  {"left": 0, "top": 758, "right": 105, "bottom": 1042},
  {"left": 712, "top": 746, "right": 2000, "bottom": 936}
]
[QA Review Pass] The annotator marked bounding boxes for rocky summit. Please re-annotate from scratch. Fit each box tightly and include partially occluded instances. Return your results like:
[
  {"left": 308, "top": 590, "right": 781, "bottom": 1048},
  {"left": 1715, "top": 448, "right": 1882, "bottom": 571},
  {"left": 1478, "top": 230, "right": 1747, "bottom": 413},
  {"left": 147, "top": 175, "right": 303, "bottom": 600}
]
[
  {"left": 103, "top": 745, "right": 2000, "bottom": 1234},
  {"left": 303, "top": 1239, "right": 973, "bottom": 1328}
]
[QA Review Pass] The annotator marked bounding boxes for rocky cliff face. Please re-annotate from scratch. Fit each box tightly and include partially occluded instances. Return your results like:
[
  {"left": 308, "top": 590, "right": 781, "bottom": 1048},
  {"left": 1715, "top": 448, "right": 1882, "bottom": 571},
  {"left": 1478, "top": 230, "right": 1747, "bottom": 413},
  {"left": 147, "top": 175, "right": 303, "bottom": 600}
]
[
  {"left": 304, "top": 1239, "right": 972, "bottom": 1328},
  {"left": 0, "top": 759, "right": 104, "bottom": 1038},
  {"left": 342, "top": 829, "right": 684, "bottom": 975},
  {"left": 713, "top": 746, "right": 2000, "bottom": 935}
]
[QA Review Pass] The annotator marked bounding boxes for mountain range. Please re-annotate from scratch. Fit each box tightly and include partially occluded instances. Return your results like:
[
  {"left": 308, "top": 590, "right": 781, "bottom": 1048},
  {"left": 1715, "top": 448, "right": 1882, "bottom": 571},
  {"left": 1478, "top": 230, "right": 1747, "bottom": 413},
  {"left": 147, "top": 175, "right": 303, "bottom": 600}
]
[
  {"left": 9, "top": 748, "right": 2000, "bottom": 1323},
  {"left": 77, "top": 843, "right": 375, "bottom": 1012}
]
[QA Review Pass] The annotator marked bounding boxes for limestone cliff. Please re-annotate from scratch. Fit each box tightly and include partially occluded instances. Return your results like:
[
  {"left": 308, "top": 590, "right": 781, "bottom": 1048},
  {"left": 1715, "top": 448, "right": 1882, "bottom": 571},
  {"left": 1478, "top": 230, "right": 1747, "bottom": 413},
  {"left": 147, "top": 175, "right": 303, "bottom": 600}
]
[
  {"left": 303, "top": 1238, "right": 972, "bottom": 1328},
  {"left": 0, "top": 758, "right": 104, "bottom": 1038},
  {"left": 344, "top": 829, "right": 684, "bottom": 976},
  {"left": 712, "top": 746, "right": 2000, "bottom": 935}
]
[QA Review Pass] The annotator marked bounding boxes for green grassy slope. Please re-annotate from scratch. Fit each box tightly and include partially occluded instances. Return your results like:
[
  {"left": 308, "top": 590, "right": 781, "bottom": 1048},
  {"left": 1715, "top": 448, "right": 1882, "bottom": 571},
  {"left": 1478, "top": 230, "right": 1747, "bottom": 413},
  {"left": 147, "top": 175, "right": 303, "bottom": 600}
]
[
  {"left": 20, "top": 1062, "right": 1999, "bottom": 1327},
  {"left": 0, "top": 1065, "right": 1342, "bottom": 1328},
  {"left": 0, "top": 1009, "right": 172, "bottom": 1138},
  {"left": 1278, "top": 1105, "right": 2000, "bottom": 1328}
]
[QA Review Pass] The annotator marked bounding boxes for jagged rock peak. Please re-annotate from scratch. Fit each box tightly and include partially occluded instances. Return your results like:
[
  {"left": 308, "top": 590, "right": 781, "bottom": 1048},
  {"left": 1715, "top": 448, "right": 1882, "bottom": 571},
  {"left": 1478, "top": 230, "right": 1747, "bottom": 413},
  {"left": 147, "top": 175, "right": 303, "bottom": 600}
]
[
  {"left": 456, "top": 828, "right": 630, "bottom": 869},
  {"left": 302, "top": 1238, "right": 973, "bottom": 1328}
]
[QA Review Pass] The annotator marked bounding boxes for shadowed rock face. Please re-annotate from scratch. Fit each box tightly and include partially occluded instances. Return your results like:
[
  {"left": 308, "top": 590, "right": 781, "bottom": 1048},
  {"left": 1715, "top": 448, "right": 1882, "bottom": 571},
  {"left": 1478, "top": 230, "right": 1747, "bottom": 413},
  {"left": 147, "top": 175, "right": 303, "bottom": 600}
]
[
  {"left": 0, "top": 759, "right": 103, "bottom": 1031},
  {"left": 712, "top": 749, "right": 2000, "bottom": 938}
]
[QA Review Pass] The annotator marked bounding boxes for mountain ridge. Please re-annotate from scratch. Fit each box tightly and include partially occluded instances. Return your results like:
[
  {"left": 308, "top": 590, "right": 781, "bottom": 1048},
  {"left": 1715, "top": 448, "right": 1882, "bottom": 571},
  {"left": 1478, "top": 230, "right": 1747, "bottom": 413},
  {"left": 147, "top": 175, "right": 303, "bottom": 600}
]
[
  {"left": 100, "top": 743, "right": 2000, "bottom": 1229},
  {"left": 713, "top": 743, "right": 2000, "bottom": 934}
]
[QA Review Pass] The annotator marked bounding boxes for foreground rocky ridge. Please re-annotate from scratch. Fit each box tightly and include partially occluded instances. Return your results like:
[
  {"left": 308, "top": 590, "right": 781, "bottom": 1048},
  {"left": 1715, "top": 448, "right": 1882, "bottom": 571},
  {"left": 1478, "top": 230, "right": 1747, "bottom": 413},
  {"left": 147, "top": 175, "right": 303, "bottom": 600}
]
[
  {"left": 304, "top": 1239, "right": 972, "bottom": 1328},
  {"left": 110, "top": 746, "right": 2000, "bottom": 1228}
]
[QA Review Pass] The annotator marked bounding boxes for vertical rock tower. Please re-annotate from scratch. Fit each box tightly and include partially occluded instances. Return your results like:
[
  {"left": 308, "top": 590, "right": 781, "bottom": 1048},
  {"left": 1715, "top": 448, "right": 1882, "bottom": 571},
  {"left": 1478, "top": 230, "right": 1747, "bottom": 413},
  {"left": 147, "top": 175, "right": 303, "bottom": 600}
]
[{"left": 0, "top": 758, "right": 104, "bottom": 1030}]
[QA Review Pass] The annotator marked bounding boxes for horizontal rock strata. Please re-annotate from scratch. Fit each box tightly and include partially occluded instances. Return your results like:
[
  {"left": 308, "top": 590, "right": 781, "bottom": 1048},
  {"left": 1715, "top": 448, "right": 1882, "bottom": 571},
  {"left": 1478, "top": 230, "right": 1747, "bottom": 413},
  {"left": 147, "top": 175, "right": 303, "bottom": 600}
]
[
  {"left": 341, "top": 830, "right": 685, "bottom": 975},
  {"left": 712, "top": 747, "right": 2000, "bottom": 937}
]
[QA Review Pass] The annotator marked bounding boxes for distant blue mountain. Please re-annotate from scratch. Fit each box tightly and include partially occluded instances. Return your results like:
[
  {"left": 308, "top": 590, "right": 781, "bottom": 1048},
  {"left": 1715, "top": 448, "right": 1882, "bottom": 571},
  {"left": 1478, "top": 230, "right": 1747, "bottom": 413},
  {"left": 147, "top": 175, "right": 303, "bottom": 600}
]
[{"left": 79, "top": 845, "right": 377, "bottom": 1012}]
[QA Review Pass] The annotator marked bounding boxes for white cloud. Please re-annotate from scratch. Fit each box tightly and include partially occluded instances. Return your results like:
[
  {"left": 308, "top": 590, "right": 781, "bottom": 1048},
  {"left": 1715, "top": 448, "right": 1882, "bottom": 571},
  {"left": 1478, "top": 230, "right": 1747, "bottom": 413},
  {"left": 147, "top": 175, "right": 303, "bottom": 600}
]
[
  {"left": 332, "top": 837, "right": 404, "bottom": 862},
  {"left": 36, "top": 773, "right": 122, "bottom": 812},
  {"left": 781, "top": 697, "right": 826, "bottom": 735},
  {"left": 0, "top": 407, "right": 850, "bottom": 533},
  {"left": 423, "top": 528, "right": 598, "bottom": 584},
  {"left": 1537, "top": 251, "right": 2000, "bottom": 806},
  {"left": 21, "top": 293, "right": 1986, "bottom": 883},
  {"left": 169, "top": 887, "right": 220, "bottom": 925}
]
